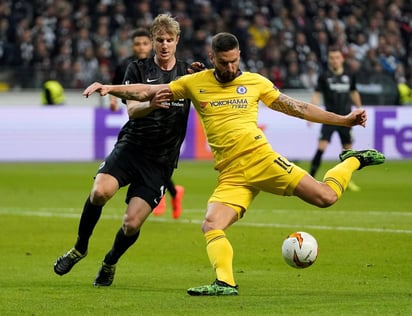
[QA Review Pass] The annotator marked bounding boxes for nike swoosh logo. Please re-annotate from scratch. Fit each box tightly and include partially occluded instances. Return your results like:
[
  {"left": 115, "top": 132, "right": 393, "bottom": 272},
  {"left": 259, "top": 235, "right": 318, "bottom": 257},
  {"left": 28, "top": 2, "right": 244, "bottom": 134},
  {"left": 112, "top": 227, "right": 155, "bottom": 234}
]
[{"left": 147, "top": 78, "right": 158, "bottom": 83}]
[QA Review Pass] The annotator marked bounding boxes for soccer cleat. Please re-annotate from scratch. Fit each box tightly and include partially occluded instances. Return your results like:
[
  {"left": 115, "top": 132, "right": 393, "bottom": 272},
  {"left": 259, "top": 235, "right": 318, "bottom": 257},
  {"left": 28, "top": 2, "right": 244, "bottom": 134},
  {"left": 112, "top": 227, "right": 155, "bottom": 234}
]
[
  {"left": 172, "top": 185, "right": 185, "bottom": 219},
  {"left": 94, "top": 262, "right": 116, "bottom": 287},
  {"left": 339, "top": 149, "right": 385, "bottom": 169},
  {"left": 187, "top": 279, "right": 239, "bottom": 296},
  {"left": 54, "top": 248, "right": 87, "bottom": 276},
  {"left": 153, "top": 195, "right": 166, "bottom": 216}
]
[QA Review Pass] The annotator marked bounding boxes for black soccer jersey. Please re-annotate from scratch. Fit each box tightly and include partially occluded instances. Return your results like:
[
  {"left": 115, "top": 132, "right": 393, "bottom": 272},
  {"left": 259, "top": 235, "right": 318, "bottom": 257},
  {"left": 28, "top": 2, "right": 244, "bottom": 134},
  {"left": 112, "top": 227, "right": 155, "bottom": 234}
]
[
  {"left": 315, "top": 68, "right": 357, "bottom": 115},
  {"left": 116, "top": 58, "right": 191, "bottom": 168}
]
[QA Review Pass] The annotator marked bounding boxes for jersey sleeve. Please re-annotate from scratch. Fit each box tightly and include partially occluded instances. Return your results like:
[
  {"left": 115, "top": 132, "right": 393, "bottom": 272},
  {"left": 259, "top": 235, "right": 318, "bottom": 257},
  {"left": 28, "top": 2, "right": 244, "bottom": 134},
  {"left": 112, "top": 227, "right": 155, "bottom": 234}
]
[
  {"left": 112, "top": 57, "right": 133, "bottom": 85},
  {"left": 123, "top": 61, "right": 142, "bottom": 84},
  {"left": 258, "top": 74, "right": 281, "bottom": 106},
  {"left": 169, "top": 74, "right": 190, "bottom": 100},
  {"left": 120, "top": 62, "right": 143, "bottom": 104}
]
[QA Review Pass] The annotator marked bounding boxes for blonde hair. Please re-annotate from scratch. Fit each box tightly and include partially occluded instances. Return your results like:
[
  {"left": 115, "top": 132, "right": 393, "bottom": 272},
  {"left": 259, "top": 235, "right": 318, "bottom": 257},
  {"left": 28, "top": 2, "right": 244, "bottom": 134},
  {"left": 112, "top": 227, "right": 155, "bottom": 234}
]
[{"left": 150, "top": 14, "right": 180, "bottom": 37}]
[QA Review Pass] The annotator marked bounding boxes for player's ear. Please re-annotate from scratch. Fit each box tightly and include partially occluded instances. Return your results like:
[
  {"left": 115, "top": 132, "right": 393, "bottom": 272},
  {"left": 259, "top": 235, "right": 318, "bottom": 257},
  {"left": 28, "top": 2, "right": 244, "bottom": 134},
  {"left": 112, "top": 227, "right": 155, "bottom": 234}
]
[{"left": 209, "top": 52, "right": 214, "bottom": 65}]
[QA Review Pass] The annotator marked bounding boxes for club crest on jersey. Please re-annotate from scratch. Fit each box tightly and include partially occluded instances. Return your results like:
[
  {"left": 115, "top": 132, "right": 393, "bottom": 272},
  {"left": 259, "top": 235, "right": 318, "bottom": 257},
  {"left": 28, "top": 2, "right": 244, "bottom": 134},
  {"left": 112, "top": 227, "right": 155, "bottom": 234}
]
[{"left": 236, "top": 86, "right": 247, "bottom": 94}]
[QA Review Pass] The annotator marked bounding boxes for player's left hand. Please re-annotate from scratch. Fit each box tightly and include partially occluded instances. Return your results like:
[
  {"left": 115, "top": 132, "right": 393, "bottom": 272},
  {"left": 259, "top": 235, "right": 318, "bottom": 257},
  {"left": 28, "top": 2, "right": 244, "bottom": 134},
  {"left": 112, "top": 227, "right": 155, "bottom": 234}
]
[
  {"left": 346, "top": 108, "right": 367, "bottom": 127},
  {"left": 150, "top": 89, "right": 173, "bottom": 109},
  {"left": 150, "top": 88, "right": 172, "bottom": 109}
]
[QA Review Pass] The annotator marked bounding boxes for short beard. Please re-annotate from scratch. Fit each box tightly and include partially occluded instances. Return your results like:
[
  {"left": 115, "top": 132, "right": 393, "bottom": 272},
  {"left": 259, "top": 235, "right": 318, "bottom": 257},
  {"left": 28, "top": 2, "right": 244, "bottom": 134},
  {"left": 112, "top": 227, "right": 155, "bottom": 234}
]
[{"left": 213, "top": 69, "right": 239, "bottom": 83}]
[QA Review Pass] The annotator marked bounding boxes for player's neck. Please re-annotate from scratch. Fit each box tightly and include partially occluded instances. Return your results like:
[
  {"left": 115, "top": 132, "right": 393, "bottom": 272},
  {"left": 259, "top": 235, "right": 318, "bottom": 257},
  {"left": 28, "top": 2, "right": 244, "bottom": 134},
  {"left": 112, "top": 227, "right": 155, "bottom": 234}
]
[
  {"left": 154, "top": 55, "right": 176, "bottom": 71},
  {"left": 330, "top": 66, "right": 344, "bottom": 75}
]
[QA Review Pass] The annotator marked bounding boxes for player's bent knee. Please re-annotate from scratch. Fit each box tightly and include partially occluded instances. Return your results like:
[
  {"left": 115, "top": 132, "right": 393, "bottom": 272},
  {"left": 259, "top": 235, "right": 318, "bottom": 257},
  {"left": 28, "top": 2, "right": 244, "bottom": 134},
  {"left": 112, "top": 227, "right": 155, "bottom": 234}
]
[
  {"left": 201, "top": 220, "right": 211, "bottom": 233},
  {"left": 201, "top": 218, "right": 231, "bottom": 233},
  {"left": 309, "top": 183, "right": 339, "bottom": 208},
  {"left": 122, "top": 214, "right": 145, "bottom": 236},
  {"left": 122, "top": 221, "right": 140, "bottom": 236},
  {"left": 90, "top": 187, "right": 111, "bottom": 205},
  {"left": 316, "top": 192, "right": 338, "bottom": 208},
  {"left": 201, "top": 218, "right": 219, "bottom": 233}
]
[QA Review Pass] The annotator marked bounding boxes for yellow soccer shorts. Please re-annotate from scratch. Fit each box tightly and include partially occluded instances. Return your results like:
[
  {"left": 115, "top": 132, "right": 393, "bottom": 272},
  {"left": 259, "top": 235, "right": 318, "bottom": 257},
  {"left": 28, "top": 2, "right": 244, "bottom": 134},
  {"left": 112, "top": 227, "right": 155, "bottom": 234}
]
[{"left": 208, "top": 143, "right": 307, "bottom": 218}]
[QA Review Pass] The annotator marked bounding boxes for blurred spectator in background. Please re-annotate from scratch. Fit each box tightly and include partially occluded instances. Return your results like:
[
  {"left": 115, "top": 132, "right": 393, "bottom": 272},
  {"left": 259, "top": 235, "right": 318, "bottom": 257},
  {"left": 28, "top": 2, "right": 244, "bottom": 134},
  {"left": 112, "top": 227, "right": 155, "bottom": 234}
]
[
  {"left": 283, "top": 61, "right": 305, "bottom": 89},
  {"left": 111, "top": 25, "right": 132, "bottom": 59},
  {"left": 344, "top": 14, "right": 362, "bottom": 44},
  {"left": 14, "top": 28, "right": 34, "bottom": 88},
  {"left": 324, "top": 5, "right": 345, "bottom": 36},
  {"left": 74, "top": 27, "right": 93, "bottom": 58},
  {"left": 41, "top": 76, "right": 65, "bottom": 105},
  {"left": 53, "top": 41, "right": 73, "bottom": 87},
  {"left": 247, "top": 12, "right": 270, "bottom": 53},
  {"left": 310, "top": 29, "right": 329, "bottom": 71},
  {"left": 350, "top": 32, "right": 370, "bottom": 63},
  {"left": 75, "top": 46, "right": 99, "bottom": 87},
  {"left": 300, "top": 60, "right": 319, "bottom": 90},
  {"left": 32, "top": 40, "right": 51, "bottom": 89},
  {"left": 378, "top": 44, "right": 401, "bottom": 77},
  {"left": 398, "top": 71, "right": 412, "bottom": 105},
  {"left": 294, "top": 31, "right": 311, "bottom": 71}
]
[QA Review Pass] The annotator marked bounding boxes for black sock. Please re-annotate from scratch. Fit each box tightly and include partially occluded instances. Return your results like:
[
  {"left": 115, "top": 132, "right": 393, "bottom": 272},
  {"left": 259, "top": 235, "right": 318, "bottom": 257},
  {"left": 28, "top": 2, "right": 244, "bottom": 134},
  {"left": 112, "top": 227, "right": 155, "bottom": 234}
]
[
  {"left": 103, "top": 228, "right": 140, "bottom": 265},
  {"left": 310, "top": 149, "right": 324, "bottom": 177},
  {"left": 74, "top": 197, "right": 103, "bottom": 254}
]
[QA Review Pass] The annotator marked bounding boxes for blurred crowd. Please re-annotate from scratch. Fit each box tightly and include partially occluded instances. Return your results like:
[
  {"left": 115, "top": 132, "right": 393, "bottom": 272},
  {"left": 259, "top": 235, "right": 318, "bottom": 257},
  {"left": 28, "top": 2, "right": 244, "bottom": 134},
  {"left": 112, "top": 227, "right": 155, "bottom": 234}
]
[{"left": 0, "top": 0, "right": 411, "bottom": 93}]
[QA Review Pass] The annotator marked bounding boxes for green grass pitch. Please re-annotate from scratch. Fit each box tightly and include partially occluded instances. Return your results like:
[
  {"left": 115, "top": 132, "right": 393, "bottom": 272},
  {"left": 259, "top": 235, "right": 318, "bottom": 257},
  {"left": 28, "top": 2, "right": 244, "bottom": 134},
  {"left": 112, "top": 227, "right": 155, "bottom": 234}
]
[{"left": 0, "top": 160, "right": 411, "bottom": 315}]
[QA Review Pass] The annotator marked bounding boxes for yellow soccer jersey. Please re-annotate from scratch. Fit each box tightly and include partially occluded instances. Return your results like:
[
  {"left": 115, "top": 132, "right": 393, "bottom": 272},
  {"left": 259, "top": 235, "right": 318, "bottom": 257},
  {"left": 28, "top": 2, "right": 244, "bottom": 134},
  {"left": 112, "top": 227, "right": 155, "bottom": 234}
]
[{"left": 170, "top": 69, "right": 281, "bottom": 170}]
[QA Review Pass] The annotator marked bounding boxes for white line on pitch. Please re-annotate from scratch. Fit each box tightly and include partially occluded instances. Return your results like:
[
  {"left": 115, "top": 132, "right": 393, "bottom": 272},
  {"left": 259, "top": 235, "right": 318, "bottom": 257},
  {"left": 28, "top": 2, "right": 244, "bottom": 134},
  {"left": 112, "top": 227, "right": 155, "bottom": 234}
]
[{"left": 1, "top": 208, "right": 412, "bottom": 234}]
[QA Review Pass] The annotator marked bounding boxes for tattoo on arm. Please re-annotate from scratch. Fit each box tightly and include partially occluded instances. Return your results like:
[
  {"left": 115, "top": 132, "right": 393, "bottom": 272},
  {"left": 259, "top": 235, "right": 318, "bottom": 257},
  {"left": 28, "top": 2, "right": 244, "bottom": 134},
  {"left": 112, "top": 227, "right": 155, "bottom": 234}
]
[
  {"left": 112, "top": 90, "right": 146, "bottom": 101},
  {"left": 124, "top": 91, "right": 142, "bottom": 100},
  {"left": 269, "top": 93, "right": 308, "bottom": 119}
]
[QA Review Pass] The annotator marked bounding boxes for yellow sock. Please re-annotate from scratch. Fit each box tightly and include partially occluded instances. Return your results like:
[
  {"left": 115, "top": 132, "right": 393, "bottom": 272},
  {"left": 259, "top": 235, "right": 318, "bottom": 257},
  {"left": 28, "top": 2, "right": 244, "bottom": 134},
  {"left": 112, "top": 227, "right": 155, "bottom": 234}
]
[
  {"left": 204, "top": 229, "right": 236, "bottom": 286},
  {"left": 323, "top": 157, "right": 360, "bottom": 199}
]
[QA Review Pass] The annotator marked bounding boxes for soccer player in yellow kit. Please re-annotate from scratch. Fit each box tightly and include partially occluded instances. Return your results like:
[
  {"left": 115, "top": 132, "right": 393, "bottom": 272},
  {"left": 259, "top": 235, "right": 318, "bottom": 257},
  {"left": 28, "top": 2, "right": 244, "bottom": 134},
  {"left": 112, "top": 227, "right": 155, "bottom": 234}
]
[{"left": 83, "top": 32, "right": 385, "bottom": 296}]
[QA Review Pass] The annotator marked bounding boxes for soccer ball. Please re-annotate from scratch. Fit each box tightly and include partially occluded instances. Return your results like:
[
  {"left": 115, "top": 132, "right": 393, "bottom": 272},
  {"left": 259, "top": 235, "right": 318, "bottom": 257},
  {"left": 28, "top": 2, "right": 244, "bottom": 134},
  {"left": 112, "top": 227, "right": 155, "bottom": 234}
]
[{"left": 281, "top": 231, "right": 318, "bottom": 268}]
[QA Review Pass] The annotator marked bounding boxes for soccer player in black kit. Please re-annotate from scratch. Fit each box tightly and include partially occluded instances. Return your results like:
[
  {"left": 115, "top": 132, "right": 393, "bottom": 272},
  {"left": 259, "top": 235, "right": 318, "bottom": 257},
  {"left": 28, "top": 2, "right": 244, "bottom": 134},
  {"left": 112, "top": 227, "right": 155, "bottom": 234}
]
[
  {"left": 109, "top": 27, "right": 185, "bottom": 219},
  {"left": 54, "top": 14, "right": 202, "bottom": 286},
  {"left": 309, "top": 46, "right": 362, "bottom": 191}
]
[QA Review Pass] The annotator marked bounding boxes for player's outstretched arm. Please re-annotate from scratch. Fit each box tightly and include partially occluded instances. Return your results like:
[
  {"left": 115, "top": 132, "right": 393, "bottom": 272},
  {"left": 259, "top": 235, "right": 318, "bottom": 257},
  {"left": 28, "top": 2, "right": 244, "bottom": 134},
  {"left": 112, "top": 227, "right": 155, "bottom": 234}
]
[
  {"left": 269, "top": 93, "right": 367, "bottom": 128},
  {"left": 82, "top": 82, "right": 170, "bottom": 102}
]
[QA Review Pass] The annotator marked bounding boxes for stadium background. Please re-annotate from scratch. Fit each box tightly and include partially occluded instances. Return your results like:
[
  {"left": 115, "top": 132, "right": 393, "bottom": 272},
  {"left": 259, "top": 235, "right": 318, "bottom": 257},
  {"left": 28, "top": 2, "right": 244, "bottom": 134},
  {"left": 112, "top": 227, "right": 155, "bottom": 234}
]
[
  {"left": 0, "top": 0, "right": 410, "bottom": 92},
  {"left": 0, "top": 0, "right": 411, "bottom": 162}
]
